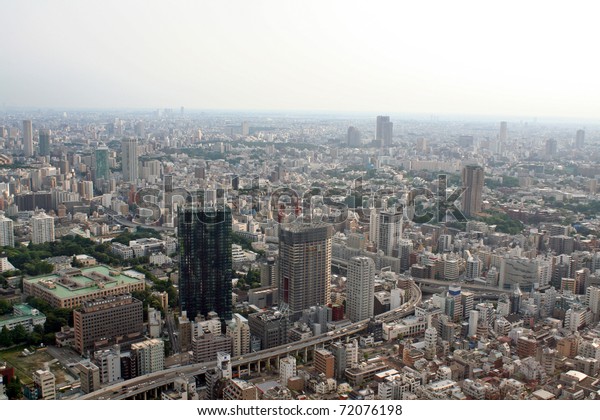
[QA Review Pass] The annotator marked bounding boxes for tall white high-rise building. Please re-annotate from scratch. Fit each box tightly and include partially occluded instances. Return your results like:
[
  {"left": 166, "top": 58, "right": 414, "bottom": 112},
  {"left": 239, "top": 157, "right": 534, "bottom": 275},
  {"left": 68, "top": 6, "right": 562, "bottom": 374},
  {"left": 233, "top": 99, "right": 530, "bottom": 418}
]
[
  {"left": 369, "top": 207, "right": 379, "bottom": 245},
  {"left": 31, "top": 212, "right": 55, "bottom": 244},
  {"left": 468, "top": 310, "right": 479, "bottom": 337},
  {"left": 79, "top": 180, "right": 94, "bottom": 200},
  {"left": 378, "top": 209, "right": 402, "bottom": 256},
  {"left": 23, "top": 120, "right": 33, "bottom": 157},
  {"left": 279, "top": 356, "right": 296, "bottom": 386},
  {"left": 226, "top": 313, "right": 250, "bottom": 357},
  {"left": 94, "top": 347, "right": 122, "bottom": 384},
  {"left": 586, "top": 286, "right": 600, "bottom": 320},
  {"left": 424, "top": 327, "right": 437, "bottom": 359},
  {"left": 131, "top": 338, "right": 164, "bottom": 375},
  {"left": 346, "top": 256, "right": 375, "bottom": 323},
  {"left": 121, "top": 138, "right": 139, "bottom": 183},
  {"left": 0, "top": 212, "right": 14, "bottom": 247},
  {"left": 466, "top": 254, "right": 481, "bottom": 280}
]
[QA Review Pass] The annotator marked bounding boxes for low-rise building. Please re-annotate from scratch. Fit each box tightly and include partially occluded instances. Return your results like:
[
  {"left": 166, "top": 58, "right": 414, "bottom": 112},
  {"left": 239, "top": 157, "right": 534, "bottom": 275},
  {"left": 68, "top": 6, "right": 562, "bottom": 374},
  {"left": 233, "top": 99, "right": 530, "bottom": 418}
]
[
  {"left": 0, "top": 303, "right": 46, "bottom": 333},
  {"left": 23, "top": 266, "right": 145, "bottom": 309}
]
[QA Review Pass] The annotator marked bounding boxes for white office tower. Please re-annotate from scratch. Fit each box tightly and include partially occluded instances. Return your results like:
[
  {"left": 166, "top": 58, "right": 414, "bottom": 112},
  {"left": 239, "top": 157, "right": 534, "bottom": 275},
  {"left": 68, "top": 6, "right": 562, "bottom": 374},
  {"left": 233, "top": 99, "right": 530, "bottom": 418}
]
[
  {"left": 0, "top": 212, "right": 14, "bottom": 247},
  {"left": 468, "top": 310, "right": 479, "bottom": 338},
  {"left": 424, "top": 327, "right": 437, "bottom": 360},
  {"left": 438, "top": 234, "right": 452, "bottom": 252},
  {"left": 217, "top": 352, "right": 232, "bottom": 380},
  {"left": 346, "top": 256, "right": 375, "bottom": 322},
  {"left": 226, "top": 313, "right": 250, "bottom": 357},
  {"left": 585, "top": 286, "right": 600, "bottom": 321},
  {"left": 369, "top": 207, "right": 379, "bottom": 245},
  {"left": 378, "top": 209, "right": 402, "bottom": 256},
  {"left": 94, "top": 347, "right": 122, "bottom": 384},
  {"left": 565, "top": 305, "right": 590, "bottom": 332},
  {"left": 131, "top": 339, "right": 164, "bottom": 375},
  {"left": 31, "top": 212, "right": 55, "bottom": 244},
  {"left": 23, "top": 119, "right": 34, "bottom": 157},
  {"left": 148, "top": 307, "right": 162, "bottom": 338},
  {"left": 279, "top": 356, "right": 297, "bottom": 386},
  {"left": 121, "top": 137, "right": 139, "bottom": 183},
  {"left": 33, "top": 368, "right": 55, "bottom": 400},
  {"left": 466, "top": 255, "right": 481, "bottom": 280}
]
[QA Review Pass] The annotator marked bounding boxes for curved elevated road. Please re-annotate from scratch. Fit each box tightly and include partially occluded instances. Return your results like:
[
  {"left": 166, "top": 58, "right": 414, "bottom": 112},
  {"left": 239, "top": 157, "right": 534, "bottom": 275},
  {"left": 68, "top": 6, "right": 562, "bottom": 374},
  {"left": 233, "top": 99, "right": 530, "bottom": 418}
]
[{"left": 80, "top": 282, "right": 421, "bottom": 400}]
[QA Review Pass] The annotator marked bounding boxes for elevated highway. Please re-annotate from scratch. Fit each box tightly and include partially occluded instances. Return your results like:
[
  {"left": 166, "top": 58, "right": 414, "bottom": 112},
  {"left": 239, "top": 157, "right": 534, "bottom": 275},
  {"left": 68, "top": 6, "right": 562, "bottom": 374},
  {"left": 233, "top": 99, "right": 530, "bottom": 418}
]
[{"left": 80, "top": 282, "right": 421, "bottom": 400}]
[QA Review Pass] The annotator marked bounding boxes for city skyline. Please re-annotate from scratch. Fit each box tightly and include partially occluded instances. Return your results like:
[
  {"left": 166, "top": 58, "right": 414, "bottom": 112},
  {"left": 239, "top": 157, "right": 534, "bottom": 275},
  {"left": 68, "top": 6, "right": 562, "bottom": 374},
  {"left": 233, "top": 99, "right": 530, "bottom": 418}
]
[{"left": 2, "top": 1, "right": 600, "bottom": 120}]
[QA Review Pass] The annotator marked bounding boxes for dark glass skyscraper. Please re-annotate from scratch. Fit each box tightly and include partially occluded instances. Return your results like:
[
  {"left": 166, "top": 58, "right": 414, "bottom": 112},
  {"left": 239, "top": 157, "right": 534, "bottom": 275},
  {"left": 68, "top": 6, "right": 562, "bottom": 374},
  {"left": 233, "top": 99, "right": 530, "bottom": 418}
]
[
  {"left": 178, "top": 205, "right": 232, "bottom": 325},
  {"left": 94, "top": 143, "right": 110, "bottom": 182},
  {"left": 39, "top": 129, "right": 51, "bottom": 156}
]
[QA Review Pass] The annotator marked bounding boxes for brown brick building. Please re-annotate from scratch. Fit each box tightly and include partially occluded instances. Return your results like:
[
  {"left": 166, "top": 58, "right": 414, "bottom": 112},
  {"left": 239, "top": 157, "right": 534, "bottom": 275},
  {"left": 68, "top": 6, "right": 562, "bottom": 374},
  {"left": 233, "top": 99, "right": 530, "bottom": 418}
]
[{"left": 73, "top": 294, "right": 143, "bottom": 355}]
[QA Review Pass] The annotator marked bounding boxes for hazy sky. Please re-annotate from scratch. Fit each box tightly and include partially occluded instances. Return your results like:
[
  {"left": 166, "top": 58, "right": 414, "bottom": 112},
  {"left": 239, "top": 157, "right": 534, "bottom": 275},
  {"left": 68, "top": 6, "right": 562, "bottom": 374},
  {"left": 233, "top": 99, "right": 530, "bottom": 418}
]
[{"left": 2, "top": 0, "right": 600, "bottom": 119}]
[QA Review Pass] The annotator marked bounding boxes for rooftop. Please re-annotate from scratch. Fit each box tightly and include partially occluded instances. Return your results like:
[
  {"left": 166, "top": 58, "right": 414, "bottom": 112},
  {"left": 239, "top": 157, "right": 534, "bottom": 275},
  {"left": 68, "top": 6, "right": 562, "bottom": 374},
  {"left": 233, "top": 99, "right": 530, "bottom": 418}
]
[{"left": 24, "top": 265, "right": 144, "bottom": 299}]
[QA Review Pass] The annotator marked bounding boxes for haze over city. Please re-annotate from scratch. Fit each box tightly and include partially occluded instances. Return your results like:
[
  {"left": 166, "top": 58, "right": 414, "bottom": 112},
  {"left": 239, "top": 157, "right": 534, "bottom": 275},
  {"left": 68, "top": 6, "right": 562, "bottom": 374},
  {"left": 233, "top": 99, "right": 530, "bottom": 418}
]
[
  {"left": 2, "top": 0, "right": 600, "bottom": 409},
  {"left": 2, "top": 0, "right": 600, "bottom": 120}
]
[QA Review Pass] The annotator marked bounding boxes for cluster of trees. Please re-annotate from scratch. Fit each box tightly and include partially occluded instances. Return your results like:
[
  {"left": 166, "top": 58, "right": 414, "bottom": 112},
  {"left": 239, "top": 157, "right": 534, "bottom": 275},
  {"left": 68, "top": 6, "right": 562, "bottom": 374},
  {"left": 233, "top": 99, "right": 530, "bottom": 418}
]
[
  {"left": 478, "top": 211, "right": 523, "bottom": 235},
  {"left": 0, "top": 300, "right": 12, "bottom": 315},
  {"left": 0, "top": 324, "right": 45, "bottom": 348},
  {"left": 24, "top": 296, "right": 73, "bottom": 342},
  {"left": 235, "top": 269, "right": 261, "bottom": 290},
  {"left": 0, "top": 235, "right": 125, "bottom": 275},
  {"left": 131, "top": 265, "right": 178, "bottom": 313},
  {"left": 231, "top": 232, "right": 264, "bottom": 256},
  {"left": 0, "top": 232, "right": 166, "bottom": 274},
  {"left": 111, "top": 228, "right": 162, "bottom": 246},
  {"left": 485, "top": 176, "right": 519, "bottom": 189},
  {"left": 3, "top": 376, "right": 23, "bottom": 399}
]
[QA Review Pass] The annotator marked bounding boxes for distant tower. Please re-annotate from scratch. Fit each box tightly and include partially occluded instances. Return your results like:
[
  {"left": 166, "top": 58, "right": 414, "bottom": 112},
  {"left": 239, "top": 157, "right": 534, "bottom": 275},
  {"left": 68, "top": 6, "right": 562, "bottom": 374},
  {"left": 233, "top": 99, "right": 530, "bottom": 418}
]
[
  {"left": 499, "top": 121, "right": 507, "bottom": 142},
  {"left": 575, "top": 129, "right": 585, "bottom": 149},
  {"left": 121, "top": 138, "right": 139, "bottom": 183},
  {"left": 346, "top": 256, "right": 375, "bottom": 322},
  {"left": 178, "top": 205, "right": 233, "bottom": 325},
  {"left": 278, "top": 223, "right": 333, "bottom": 318},
  {"left": 496, "top": 121, "right": 507, "bottom": 154},
  {"left": 545, "top": 138, "right": 557, "bottom": 157},
  {"left": 376, "top": 116, "right": 393, "bottom": 147},
  {"left": 461, "top": 165, "right": 484, "bottom": 217},
  {"left": 347, "top": 126, "right": 361, "bottom": 147},
  {"left": 94, "top": 143, "right": 110, "bottom": 182},
  {"left": 38, "top": 129, "right": 51, "bottom": 156},
  {"left": 23, "top": 120, "right": 33, "bottom": 157},
  {"left": 241, "top": 121, "right": 250, "bottom": 136}
]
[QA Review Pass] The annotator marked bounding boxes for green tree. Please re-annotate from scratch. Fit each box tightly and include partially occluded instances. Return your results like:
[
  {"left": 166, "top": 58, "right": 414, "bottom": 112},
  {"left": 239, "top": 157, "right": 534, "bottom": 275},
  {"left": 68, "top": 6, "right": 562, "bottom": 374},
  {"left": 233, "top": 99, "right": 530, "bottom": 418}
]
[
  {"left": 0, "top": 325, "right": 13, "bottom": 347},
  {"left": 10, "top": 324, "right": 28, "bottom": 344},
  {"left": 6, "top": 376, "right": 23, "bottom": 399},
  {"left": 0, "top": 300, "right": 12, "bottom": 315}
]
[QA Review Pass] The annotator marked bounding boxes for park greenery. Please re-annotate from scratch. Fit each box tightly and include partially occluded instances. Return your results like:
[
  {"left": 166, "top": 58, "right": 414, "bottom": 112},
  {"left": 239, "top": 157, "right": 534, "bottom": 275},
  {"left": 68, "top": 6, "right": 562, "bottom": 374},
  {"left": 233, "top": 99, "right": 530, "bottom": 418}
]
[
  {"left": 477, "top": 211, "right": 523, "bottom": 235},
  {"left": 235, "top": 269, "right": 261, "bottom": 291}
]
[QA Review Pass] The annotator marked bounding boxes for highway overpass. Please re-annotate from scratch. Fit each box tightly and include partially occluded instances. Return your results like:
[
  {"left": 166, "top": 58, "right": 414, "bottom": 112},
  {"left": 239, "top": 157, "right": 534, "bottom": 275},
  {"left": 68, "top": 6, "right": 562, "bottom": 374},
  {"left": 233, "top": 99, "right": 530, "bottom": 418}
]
[{"left": 80, "top": 281, "right": 421, "bottom": 400}]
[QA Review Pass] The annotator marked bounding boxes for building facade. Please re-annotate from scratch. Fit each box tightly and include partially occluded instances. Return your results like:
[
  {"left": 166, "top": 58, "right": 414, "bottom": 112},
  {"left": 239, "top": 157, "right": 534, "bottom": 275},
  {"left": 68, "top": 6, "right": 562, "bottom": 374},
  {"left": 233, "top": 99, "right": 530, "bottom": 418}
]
[
  {"left": 178, "top": 206, "right": 233, "bottom": 324},
  {"left": 73, "top": 294, "right": 143, "bottom": 355},
  {"left": 278, "top": 223, "right": 333, "bottom": 318}
]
